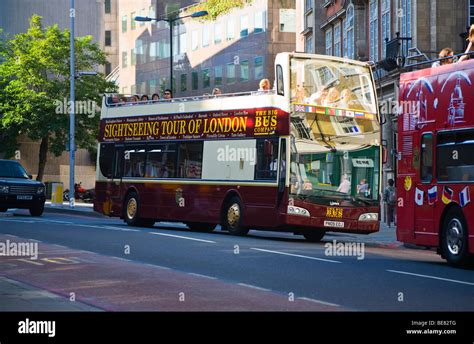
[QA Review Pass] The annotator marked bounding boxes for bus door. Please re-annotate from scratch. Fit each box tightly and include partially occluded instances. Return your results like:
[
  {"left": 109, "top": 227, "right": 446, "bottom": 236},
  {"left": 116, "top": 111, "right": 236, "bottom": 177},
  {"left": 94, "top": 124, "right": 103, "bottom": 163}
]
[
  {"left": 109, "top": 143, "right": 125, "bottom": 215},
  {"left": 414, "top": 133, "right": 437, "bottom": 241}
]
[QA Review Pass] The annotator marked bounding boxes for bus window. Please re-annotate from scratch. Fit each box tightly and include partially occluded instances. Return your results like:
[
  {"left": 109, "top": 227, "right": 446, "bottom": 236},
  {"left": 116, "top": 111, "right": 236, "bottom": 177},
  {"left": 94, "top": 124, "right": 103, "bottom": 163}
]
[
  {"left": 113, "top": 145, "right": 124, "bottom": 179},
  {"left": 146, "top": 144, "right": 177, "bottom": 178},
  {"left": 99, "top": 143, "right": 114, "bottom": 178},
  {"left": 420, "top": 133, "right": 433, "bottom": 183},
  {"left": 255, "top": 138, "right": 279, "bottom": 180},
  {"left": 177, "top": 142, "right": 203, "bottom": 179},
  {"left": 437, "top": 129, "right": 474, "bottom": 182},
  {"left": 123, "top": 146, "right": 146, "bottom": 178},
  {"left": 276, "top": 64, "right": 284, "bottom": 96}
]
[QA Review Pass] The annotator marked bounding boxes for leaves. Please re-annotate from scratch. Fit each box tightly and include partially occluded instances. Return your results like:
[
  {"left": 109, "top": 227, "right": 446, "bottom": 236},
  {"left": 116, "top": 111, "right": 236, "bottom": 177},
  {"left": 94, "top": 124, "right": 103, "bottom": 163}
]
[
  {"left": 184, "top": 0, "right": 253, "bottom": 21},
  {"left": 0, "top": 15, "right": 117, "bottom": 178}
]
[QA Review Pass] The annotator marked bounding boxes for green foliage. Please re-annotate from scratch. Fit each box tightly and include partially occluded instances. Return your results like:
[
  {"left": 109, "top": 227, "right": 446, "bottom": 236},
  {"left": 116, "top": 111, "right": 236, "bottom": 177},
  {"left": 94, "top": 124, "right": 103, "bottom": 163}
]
[
  {"left": 185, "top": 0, "right": 253, "bottom": 21},
  {"left": 0, "top": 15, "right": 116, "bottom": 178}
]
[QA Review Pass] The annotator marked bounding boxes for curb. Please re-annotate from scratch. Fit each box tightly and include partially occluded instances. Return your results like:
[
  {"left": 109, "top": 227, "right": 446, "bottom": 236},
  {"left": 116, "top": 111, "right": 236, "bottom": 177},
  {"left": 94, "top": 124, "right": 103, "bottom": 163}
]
[{"left": 44, "top": 206, "right": 107, "bottom": 219}]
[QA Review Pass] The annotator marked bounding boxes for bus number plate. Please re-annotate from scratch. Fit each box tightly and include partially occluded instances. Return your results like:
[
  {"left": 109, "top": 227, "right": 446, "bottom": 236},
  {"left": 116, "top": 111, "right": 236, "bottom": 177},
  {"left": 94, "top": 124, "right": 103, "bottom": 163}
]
[{"left": 324, "top": 220, "right": 344, "bottom": 228}]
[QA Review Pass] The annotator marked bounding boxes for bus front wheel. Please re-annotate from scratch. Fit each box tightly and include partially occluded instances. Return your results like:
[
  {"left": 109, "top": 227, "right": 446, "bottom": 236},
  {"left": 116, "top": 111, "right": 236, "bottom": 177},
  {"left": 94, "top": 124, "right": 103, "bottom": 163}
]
[
  {"left": 441, "top": 208, "right": 471, "bottom": 267},
  {"left": 222, "top": 197, "right": 249, "bottom": 236},
  {"left": 124, "top": 192, "right": 143, "bottom": 227},
  {"left": 303, "top": 230, "right": 325, "bottom": 242}
]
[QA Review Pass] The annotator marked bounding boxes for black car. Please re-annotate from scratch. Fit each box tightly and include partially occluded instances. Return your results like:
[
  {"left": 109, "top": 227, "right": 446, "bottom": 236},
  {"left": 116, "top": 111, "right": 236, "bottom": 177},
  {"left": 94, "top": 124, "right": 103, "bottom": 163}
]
[{"left": 0, "top": 160, "right": 46, "bottom": 216}]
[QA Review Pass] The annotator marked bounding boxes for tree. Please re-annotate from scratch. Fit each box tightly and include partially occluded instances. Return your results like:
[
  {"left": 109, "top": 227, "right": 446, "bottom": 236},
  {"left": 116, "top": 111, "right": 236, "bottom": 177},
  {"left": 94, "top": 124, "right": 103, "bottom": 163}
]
[{"left": 0, "top": 15, "right": 116, "bottom": 181}]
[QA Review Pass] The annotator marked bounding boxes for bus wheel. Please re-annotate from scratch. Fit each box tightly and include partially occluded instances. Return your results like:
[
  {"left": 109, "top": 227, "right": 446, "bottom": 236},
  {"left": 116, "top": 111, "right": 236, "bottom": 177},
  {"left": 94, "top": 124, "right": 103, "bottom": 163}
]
[
  {"left": 441, "top": 208, "right": 471, "bottom": 267},
  {"left": 187, "top": 222, "right": 216, "bottom": 232},
  {"left": 222, "top": 197, "right": 249, "bottom": 236},
  {"left": 124, "top": 192, "right": 142, "bottom": 227},
  {"left": 303, "top": 230, "right": 325, "bottom": 242}
]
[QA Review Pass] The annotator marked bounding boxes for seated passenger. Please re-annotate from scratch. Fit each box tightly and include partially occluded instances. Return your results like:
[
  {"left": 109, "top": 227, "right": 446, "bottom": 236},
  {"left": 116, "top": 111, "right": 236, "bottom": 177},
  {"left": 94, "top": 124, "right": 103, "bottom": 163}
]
[
  {"left": 141, "top": 94, "right": 149, "bottom": 102},
  {"left": 459, "top": 25, "right": 474, "bottom": 63},
  {"left": 323, "top": 87, "right": 340, "bottom": 106},
  {"left": 258, "top": 78, "right": 271, "bottom": 91},
  {"left": 432, "top": 48, "right": 454, "bottom": 67},
  {"left": 309, "top": 88, "right": 328, "bottom": 106},
  {"left": 212, "top": 87, "right": 222, "bottom": 96},
  {"left": 163, "top": 89, "right": 173, "bottom": 100},
  {"left": 151, "top": 93, "right": 160, "bottom": 101},
  {"left": 338, "top": 89, "right": 354, "bottom": 109}
]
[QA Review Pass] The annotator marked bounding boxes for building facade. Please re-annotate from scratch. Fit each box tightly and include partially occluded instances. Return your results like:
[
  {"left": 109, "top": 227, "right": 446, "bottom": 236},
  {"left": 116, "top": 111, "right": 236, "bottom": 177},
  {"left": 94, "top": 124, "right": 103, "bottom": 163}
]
[
  {"left": 298, "top": 0, "right": 471, "bottom": 187},
  {"left": 118, "top": 0, "right": 296, "bottom": 97}
]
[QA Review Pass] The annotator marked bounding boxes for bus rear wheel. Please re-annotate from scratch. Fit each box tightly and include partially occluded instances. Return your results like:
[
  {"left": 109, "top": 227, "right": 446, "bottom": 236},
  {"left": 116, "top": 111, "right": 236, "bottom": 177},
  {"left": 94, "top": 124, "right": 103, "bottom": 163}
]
[
  {"left": 303, "top": 230, "right": 325, "bottom": 242},
  {"left": 222, "top": 197, "right": 249, "bottom": 236},
  {"left": 441, "top": 208, "right": 471, "bottom": 267},
  {"left": 187, "top": 222, "right": 216, "bottom": 232}
]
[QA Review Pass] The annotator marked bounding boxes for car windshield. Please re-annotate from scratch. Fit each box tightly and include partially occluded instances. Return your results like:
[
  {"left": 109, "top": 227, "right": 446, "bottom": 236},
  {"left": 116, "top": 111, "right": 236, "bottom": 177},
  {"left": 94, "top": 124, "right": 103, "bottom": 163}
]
[{"left": 0, "top": 161, "right": 30, "bottom": 178}]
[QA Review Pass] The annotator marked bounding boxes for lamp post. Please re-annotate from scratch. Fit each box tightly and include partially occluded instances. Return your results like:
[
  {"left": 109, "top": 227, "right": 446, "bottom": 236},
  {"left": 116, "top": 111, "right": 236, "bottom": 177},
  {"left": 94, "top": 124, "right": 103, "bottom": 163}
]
[
  {"left": 134, "top": 10, "right": 208, "bottom": 91},
  {"left": 69, "top": 0, "right": 75, "bottom": 208}
]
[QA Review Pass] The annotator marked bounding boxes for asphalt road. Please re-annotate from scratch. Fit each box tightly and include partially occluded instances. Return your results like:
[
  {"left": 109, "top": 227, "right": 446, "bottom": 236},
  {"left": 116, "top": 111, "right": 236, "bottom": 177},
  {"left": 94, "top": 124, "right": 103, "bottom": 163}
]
[{"left": 0, "top": 210, "right": 473, "bottom": 311}]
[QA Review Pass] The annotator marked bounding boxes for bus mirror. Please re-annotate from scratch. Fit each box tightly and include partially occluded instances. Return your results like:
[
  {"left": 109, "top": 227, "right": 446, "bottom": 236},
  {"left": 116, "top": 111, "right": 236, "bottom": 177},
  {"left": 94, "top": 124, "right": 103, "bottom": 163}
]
[{"left": 382, "top": 147, "right": 388, "bottom": 164}]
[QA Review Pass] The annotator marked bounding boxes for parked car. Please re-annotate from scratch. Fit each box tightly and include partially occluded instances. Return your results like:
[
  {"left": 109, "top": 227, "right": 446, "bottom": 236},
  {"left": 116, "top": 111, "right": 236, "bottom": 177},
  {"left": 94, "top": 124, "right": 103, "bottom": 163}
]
[{"left": 0, "top": 160, "right": 46, "bottom": 216}]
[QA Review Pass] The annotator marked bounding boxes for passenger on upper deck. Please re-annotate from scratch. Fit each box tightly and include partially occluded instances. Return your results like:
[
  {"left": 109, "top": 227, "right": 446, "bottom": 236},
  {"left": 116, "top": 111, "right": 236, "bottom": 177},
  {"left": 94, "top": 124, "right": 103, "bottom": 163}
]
[
  {"left": 212, "top": 87, "right": 222, "bottom": 96},
  {"left": 323, "top": 87, "right": 340, "bottom": 107},
  {"left": 459, "top": 25, "right": 474, "bottom": 63},
  {"left": 308, "top": 88, "right": 328, "bottom": 106},
  {"left": 258, "top": 79, "right": 271, "bottom": 91},
  {"left": 151, "top": 93, "right": 160, "bottom": 101},
  {"left": 141, "top": 95, "right": 149, "bottom": 102},
  {"left": 163, "top": 89, "right": 173, "bottom": 100},
  {"left": 432, "top": 48, "right": 454, "bottom": 67}
]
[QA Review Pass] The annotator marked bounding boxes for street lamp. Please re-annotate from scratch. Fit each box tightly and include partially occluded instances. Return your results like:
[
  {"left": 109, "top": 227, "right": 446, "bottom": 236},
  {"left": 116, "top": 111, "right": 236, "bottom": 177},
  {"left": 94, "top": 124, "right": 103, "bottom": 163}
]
[
  {"left": 69, "top": 0, "right": 75, "bottom": 208},
  {"left": 134, "top": 10, "right": 208, "bottom": 91}
]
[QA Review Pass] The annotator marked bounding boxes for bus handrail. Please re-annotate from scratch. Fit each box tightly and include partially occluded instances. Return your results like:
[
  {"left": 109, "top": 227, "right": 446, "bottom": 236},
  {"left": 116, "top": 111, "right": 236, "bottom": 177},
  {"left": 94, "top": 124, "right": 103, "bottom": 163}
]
[{"left": 402, "top": 51, "right": 474, "bottom": 70}]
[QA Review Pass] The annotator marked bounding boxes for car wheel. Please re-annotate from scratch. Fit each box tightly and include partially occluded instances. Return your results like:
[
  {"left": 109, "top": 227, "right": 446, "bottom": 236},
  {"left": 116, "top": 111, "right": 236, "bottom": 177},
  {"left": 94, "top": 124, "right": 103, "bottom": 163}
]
[
  {"left": 221, "top": 197, "right": 249, "bottom": 236},
  {"left": 29, "top": 202, "right": 44, "bottom": 217},
  {"left": 303, "top": 230, "right": 325, "bottom": 242},
  {"left": 0, "top": 207, "right": 8, "bottom": 212}
]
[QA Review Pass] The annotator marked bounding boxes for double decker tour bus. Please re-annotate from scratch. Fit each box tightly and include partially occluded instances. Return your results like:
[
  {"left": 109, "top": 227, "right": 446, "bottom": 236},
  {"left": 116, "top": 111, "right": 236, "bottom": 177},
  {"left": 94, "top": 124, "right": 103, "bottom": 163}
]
[
  {"left": 94, "top": 52, "right": 381, "bottom": 241},
  {"left": 397, "top": 57, "right": 474, "bottom": 266}
]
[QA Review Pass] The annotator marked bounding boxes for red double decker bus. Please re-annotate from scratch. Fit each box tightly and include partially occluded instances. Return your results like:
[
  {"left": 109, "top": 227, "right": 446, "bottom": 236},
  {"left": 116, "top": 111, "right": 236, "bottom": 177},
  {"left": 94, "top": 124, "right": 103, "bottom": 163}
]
[
  {"left": 94, "top": 53, "right": 381, "bottom": 241},
  {"left": 397, "top": 58, "right": 474, "bottom": 266}
]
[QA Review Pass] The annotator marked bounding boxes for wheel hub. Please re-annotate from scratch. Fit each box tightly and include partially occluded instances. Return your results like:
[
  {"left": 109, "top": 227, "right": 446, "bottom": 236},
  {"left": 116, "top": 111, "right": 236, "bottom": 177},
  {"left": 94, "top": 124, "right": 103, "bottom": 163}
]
[
  {"left": 446, "top": 218, "right": 463, "bottom": 255},
  {"left": 127, "top": 198, "right": 137, "bottom": 220},
  {"left": 227, "top": 203, "right": 240, "bottom": 226}
]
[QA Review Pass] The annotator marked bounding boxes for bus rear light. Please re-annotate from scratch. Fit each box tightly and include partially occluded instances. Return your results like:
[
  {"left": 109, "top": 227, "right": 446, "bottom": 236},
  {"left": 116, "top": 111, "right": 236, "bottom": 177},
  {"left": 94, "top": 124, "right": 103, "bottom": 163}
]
[
  {"left": 287, "top": 205, "right": 310, "bottom": 217},
  {"left": 358, "top": 213, "right": 379, "bottom": 221}
]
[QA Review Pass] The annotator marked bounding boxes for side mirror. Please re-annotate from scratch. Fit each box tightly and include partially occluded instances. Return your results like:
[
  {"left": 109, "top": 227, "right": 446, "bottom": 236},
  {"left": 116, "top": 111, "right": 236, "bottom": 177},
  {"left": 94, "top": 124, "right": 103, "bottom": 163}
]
[{"left": 28, "top": 174, "right": 33, "bottom": 179}]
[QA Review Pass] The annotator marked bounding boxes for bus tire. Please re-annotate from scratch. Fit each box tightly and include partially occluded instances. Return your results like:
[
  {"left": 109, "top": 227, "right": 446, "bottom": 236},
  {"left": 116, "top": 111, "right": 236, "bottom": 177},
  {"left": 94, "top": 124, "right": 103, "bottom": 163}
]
[
  {"left": 440, "top": 207, "right": 472, "bottom": 267},
  {"left": 222, "top": 197, "right": 249, "bottom": 236},
  {"left": 124, "top": 191, "right": 142, "bottom": 227},
  {"left": 187, "top": 222, "right": 216, "bottom": 232},
  {"left": 303, "top": 230, "right": 325, "bottom": 242}
]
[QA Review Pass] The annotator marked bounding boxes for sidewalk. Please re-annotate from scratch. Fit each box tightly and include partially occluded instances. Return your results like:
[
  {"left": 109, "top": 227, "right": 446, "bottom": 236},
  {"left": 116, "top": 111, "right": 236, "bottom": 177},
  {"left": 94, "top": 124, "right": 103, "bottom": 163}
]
[
  {"left": 0, "top": 276, "right": 100, "bottom": 311},
  {"left": 44, "top": 201, "right": 105, "bottom": 218}
]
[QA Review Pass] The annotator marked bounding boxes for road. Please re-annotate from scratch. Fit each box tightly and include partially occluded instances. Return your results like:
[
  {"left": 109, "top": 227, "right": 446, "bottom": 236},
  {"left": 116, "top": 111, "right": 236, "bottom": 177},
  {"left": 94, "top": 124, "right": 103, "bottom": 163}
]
[{"left": 0, "top": 209, "right": 473, "bottom": 311}]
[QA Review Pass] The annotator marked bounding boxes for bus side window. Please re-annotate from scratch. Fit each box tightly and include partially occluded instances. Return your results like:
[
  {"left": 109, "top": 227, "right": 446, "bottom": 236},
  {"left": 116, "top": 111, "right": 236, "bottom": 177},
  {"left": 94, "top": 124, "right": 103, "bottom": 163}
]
[
  {"left": 113, "top": 146, "right": 124, "bottom": 179},
  {"left": 276, "top": 64, "right": 284, "bottom": 96},
  {"left": 420, "top": 133, "right": 433, "bottom": 183},
  {"left": 255, "top": 138, "right": 279, "bottom": 180},
  {"left": 99, "top": 143, "right": 114, "bottom": 178}
]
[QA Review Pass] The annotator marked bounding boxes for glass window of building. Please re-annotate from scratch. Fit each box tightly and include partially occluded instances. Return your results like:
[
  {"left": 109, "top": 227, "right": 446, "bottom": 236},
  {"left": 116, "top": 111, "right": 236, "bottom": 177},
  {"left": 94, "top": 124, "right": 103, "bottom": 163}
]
[
  {"left": 131, "top": 12, "right": 136, "bottom": 30},
  {"left": 254, "top": 12, "right": 265, "bottom": 34},
  {"left": 131, "top": 48, "right": 136, "bottom": 66},
  {"left": 105, "top": 0, "right": 111, "bottom": 14},
  {"left": 149, "top": 42, "right": 157, "bottom": 61},
  {"left": 122, "top": 15, "right": 127, "bottom": 33},
  {"left": 192, "top": 71, "right": 199, "bottom": 90},
  {"left": 105, "top": 30, "right": 111, "bottom": 46},
  {"left": 215, "top": 65, "right": 223, "bottom": 86},
  {"left": 179, "top": 32, "right": 187, "bottom": 55},
  {"left": 131, "top": 84, "right": 136, "bottom": 95},
  {"left": 135, "top": 40, "right": 143, "bottom": 64},
  {"left": 401, "top": 0, "right": 411, "bottom": 52},
  {"left": 470, "top": 0, "right": 474, "bottom": 25},
  {"left": 149, "top": 5, "right": 155, "bottom": 18},
  {"left": 334, "top": 22, "right": 341, "bottom": 57},
  {"left": 192, "top": 30, "right": 199, "bottom": 51},
  {"left": 240, "top": 60, "right": 249, "bottom": 82},
  {"left": 381, "top": 0, "right": 391, "bottom": 58},
  {"left": 240, "top": 15, "right": 249, "bottom": 37},
  {"left": 180, "top": 74, "right": 187, "bottom": 92},
  {"left": 227, "top": 63, "right": 236, "bottom": 84},
  {"left": 203, "top": 26, "right": 210, "bottom": 47},
  {"left": 325, "top": 28, "right": 333, "bottom": 56},
  {"left": 122, "top": 51, "right": 127, "bottom": 68},
  {"left": 149, "top": 79, "right": 157, "bottom": 94},
  {"left": 214, "top": 22, "right": 222, "bottom": 44},
  {"left": 202, "top": 69, "right": 210, "bottom": 88},
  {"left": 344, "top": 4, "right": 355, "bottom": 59},
  {"left": 227, "top": 20, "right": 235, "bottom": 40},
  {"left": 254, "top": 56, "right": 263, "bottom": 80},
  {"left": 305, "top": 35, "right": 313, "bottom": 53},
  {"left": 369, "top": 0, "right": 379, "bottom": 61},
  {"left": 105, "top": 62, "right": 112, "bottom": 76}
]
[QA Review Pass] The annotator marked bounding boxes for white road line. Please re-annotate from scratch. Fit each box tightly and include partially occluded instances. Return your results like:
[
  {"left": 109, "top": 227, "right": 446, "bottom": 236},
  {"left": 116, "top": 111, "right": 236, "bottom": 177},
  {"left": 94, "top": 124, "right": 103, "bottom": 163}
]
[
  {"left": 52, "top": 244, "right": 68, "bottom": 249},
  {"left": 250, "top": 248, "right": 341, "bottom": 264},
  {"left": 237, "top": 283, "right": 271, "bottom": 292},
  {"left": 28, "top": 239, "right": 41, "bottom": 243},
  {"left": 387, "top": 270, "right": 474, "bottom": 286},
  {"left": 113, "top": 257, "right": 132, "bottom": 262},
  {"left": 4, "top": 234, "right": 18, "bottom": 238},
  {"left": 297, "top": 297, "right": 340, "bottom": 307},
  {"left": 103, "top": 226, "right": 141, "bottom": 232},
  {"left": 188, "top": 273, "right": 217, "bottom": 280},
  {"left": 0, "top": 219, "right": 36, "bottom": 223},
  {"left": 149, "top": 232, "right": 216, "bottom": 244},
  {"left": 144, "top": 264, "right": 171, "bottom": 270}
]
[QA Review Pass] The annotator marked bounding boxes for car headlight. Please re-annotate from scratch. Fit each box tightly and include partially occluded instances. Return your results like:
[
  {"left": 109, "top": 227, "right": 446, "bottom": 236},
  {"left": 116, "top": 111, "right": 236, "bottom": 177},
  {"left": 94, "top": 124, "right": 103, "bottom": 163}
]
[
  {"left": 287, "top": 205, "right": 310, "bottom": 217},
  {"left": 0, "top": 186, "right": 9, "bottom": 193},
  {"left": 37, "top": 187, "right": 45, "bottom": 195},
  {"left": 359, "top": 213, "right": 379, "bottom": 221}
]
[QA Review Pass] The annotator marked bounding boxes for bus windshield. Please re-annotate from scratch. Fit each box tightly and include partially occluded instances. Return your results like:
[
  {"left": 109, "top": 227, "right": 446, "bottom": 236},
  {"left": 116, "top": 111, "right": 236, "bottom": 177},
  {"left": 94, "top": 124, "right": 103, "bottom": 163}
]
[{"left": 289, "top": 57, "right": 380, "bottom": 203}]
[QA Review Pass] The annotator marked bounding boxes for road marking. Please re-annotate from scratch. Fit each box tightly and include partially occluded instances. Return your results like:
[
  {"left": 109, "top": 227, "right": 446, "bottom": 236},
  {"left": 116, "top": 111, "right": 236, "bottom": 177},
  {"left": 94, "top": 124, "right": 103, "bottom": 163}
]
[
  {"left": 4, "top": 234, "right": 18, "bottom": 238},
  {"left": 28, "top": 239, "right": 41, "bottom": 243},
  {"left": 387, "top": 270, "right": 474, "bottom": 286},
  {"left": 237, "top": 283, "right": 271, "bottom": 292},
  {"left": 144, "top": 264, "right": 171, "bottom": 270},
  {"left": 16, "top": 258, "right": 43, "bottom": 266},
  {"left": 250, "top": 248, "right": 341, "bottom": 264},
  {"left": 0, "top": 219, "right": 36, "bottom": 223},
  {"left": 297, "top": 297, "right": 340, "bottom": 307},
  {"left": 103, "top": 226, "right": 141, "bottom": 232},
  {"left": 113, "top": 257, "right": 132, "bottom": 262},
  {"left": 149, "top": 232, "right": 216, "bottom": 244},
  {"left": 188, "top": 273, "right": 217, "bottom": 280}
]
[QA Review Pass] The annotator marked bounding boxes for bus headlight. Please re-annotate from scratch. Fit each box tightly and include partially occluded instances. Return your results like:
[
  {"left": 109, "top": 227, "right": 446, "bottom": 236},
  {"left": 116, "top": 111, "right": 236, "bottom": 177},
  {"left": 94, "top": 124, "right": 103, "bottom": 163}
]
[
  {"left": 359, "top": 213, "right": 378, "bottom": 221},
  {"left": 288, "top": 205, "right": 310, "bottom": 217}
]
